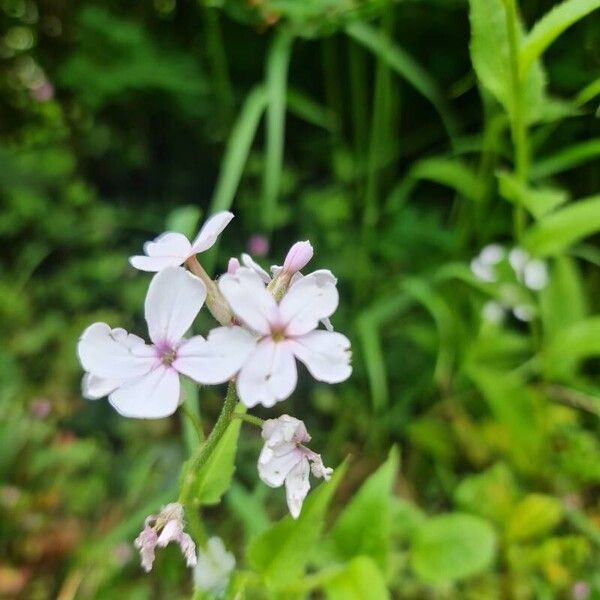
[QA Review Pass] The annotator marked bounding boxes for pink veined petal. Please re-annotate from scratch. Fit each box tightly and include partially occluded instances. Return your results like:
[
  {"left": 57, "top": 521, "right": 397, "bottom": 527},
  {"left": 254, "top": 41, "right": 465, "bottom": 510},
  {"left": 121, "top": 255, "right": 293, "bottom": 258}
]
[
  {"left": 236, "top": 339, "right": 297, "bottom": 408},
  {"left": 82, "top": 372, "right": 124, "bottom": 400},
  {"left": 218, "top": 268, "right": 278, "bottom": 335},
  {"left": 77, "top": 322, "right": 156, "bottom": 380},
  {"left": 172, "top": 327, "right": 256, "bottom": 384},
  {"left": 129, "top": 232, "right": 193, "bottom": 272},
  {"left": 258, "top": 443, "right": 304, "bottom": 488},
  {"left": 290, "top": 330, "right": 352, "bottom": 383},
  {"left": 145, "top": 267, "right": 207, "bottom": 347},
  {"left": 279, "top": 270, "right": 339, "bottom": 336},
  {"left": 285, "top": 458, "right": 311, "bottom": 519},
  {"left": 190, "top": 211, "right": 234, "bottom": 253},
  {"left": 108, "top": 365, "right": 180, "bottom": 419}
]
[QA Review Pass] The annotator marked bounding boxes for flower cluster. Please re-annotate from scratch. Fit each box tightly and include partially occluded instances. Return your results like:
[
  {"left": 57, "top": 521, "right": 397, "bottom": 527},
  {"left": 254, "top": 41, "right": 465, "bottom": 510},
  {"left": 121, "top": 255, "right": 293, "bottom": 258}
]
[
  {"left": 470, "top": 243, "right": 549, "bottom": 323},
  {"left": 76, "top": 212, "right": 351, "bottom": 574}
]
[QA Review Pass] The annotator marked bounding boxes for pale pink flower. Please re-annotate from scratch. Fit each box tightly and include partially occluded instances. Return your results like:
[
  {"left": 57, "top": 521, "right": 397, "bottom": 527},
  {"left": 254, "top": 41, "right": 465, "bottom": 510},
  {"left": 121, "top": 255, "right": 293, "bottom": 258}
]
[
  {"left": 129, "top": 211, "right": 233, "bottom": 272},
  {"left": 194, "top": 537, "right": 236, "bottom": 597},
  {"left": 282, "top": 241, "right": 313, "bottom": 274},
  {"left": 227, "top": 257, "right": 240, "bottom": 274},
  {"left": 212, "top": 267, "right": 351, "bottom": 408},
  {"left": 247, "top": 234, "right": 269, "bottom": 257},
  {"left": 134, "top": 503, "right": 196, "bottom": 572},
  {"left": 77, "top": 267, "right": 246, "bottom": 418},
  {"left": 258, "top": 415, "right": 332, "bottom": 518}
]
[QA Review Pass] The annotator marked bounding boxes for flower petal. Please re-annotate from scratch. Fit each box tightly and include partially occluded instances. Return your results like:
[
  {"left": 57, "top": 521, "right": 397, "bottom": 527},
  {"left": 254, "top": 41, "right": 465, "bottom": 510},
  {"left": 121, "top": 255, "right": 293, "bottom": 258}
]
[
  {"left": 291, "top": 330, "right": 352, "bottom": 383},
  {"left": 191, "top": 211, "right": 234, "bottom": 253},
  {"left": 279, "top": 270, "right": 338, "bottom": 336},
  {"left": 285, "top": 458, "right": 311, "bottom": 519},
  {"left": 258, "top": 443, "right": 303, "bottom": 488},
  {"left": 173, "top": 327, "right": 256, "bottom": 384},
  {"left": 77, "top": 323, "right": 156, "bottom": 379},
  {"left": 108, "top": 365, "right": 180, "bottom": 419},
  {"left": 82, "top": 373, "right": 124, "bottom": 399},
  {"left": 145, "top": 267, "right": 207, "bottom": 346},
  {"left": 129, "top": 232, "right": 192, "bottom": 272},
  {"left": 236, "top": 339, "right": 297, "bottom": 408},
  {"left": 241, "top": 253, "right": 271, "bottom": 283},
  {"left": 218, "top": 268, "right": 278, "bottom": 335}
]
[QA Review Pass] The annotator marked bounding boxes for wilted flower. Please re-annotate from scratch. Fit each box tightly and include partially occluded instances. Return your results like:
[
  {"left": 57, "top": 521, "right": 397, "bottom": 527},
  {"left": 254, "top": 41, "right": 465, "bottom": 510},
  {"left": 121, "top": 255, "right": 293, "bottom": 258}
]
[
  {"left": 258, "top": 415, "right": 332, "bottom": 518},
  {"left": 134, "top": 503, "right": 196, "bottom": 572},
  {"left": 194, "top": 537, "right": 236, "bottom": 597},
  {"left": 211, "top": 267, "right": 351, "bottom": 407},
  {"left": 78, "top": 267, "right": 245, "bottom": 418},
  {"left": 129, "top": 211, "right": 233, "bottom": 272}
]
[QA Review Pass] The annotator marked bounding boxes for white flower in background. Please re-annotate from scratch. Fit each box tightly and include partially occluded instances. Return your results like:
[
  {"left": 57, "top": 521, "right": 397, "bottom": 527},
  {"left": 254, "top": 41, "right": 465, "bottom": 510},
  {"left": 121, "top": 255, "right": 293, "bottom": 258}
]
[
  {"left": 129, "top": 211, "right": 233, "bottom": 272},
  {"left": 482, "top": 300, "right": 505, "bottom": 324},
  {"left": 134, "top": 503, "right": 196, "bottom": 572},
  {"left": 78, "top": 267, "right": 245, "bottom": 418},
  {"left": 470, "top": 243, "right": 505, "bottom": 283},
  {"left": 211, "top": 267, "right": 351, "bottom": 408},
  {"left": 512, "top": 304, "right": 535, "bottom": 322},
  {"left": 258, "top": 415, "right": 333, "bottom": 518},
  {"left": 509, "top": 247, "right": 548, "bottom": 291},
  {"left": 194, "top": 537, "right": 236, "bottom": 598}
]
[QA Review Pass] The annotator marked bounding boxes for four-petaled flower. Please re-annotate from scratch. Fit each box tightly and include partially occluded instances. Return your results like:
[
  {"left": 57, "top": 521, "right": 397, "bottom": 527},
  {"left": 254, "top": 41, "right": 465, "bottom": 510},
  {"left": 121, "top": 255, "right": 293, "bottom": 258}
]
[
  {"left": 129, "top": 211, "right": 233, "bottom": 272},
  {"left": 78, "top": 267, "right": 246, "bottom": 418},
  {"left": 134, "top": 503, "right": 197, "bottom": 572},
  {"left": 258, "top": 415, "right": 332, "bottom": 518},
  {"left": 212, "top": 267, "right": 351, "bottom": 407}
]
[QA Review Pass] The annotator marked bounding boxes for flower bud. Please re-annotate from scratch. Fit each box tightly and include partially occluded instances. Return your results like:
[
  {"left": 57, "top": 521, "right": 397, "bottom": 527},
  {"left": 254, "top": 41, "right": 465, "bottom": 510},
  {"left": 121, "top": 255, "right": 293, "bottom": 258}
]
[
  {"left": 227, "top": 257, "right": 240, "bottom": 274},
  {"left": 283, "top": 241, "right": 313, "bottom": 275}
]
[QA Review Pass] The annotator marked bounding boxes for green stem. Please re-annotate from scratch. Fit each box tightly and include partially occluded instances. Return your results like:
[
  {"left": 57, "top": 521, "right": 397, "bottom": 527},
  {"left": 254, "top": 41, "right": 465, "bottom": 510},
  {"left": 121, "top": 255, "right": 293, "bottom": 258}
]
[
  {"left": 233, "top": 412, "right": 264, "bottom": 428},
  {"left": 181, "top": 402, "right": 205, "bottom": 445},
  {"left": 502, "top": 0, "right": 529, "bottom": 241}
]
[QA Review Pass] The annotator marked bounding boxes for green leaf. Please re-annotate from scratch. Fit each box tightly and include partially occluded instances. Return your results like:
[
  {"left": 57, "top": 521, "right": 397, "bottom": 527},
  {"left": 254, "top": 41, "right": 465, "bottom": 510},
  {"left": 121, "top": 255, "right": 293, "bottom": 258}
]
[
  {"left": 520, "top": 0, "right": 600, "bottom": 79},
  {"left": 506, "top": 494, "right": 563, "bottom": 541},
  {"left": 247, "top": 461, "right": 347, "bottom": 587},
  {"left": 410, "top": 513, "right": 497, "bottom": 584},
  {"left": 193, "top": 405, "right": 243, "bottom": 506},
  {"left": 345, "top": 22, "right": 457, "bottom": 138},
  {"left": 522, "top": 195, "right": 600, "bottom": 256},
  {"left": 324, "top": 556, "right": 390, "bottom": 600},
  {"left": 497, "top": 170, "right": 568, "bottom": 219},
  {"left": 531, "top": 139, "right": 600, "bottom": 180},
  {"left": 330, "top": 447, "right": 399, "bottom": 571}
]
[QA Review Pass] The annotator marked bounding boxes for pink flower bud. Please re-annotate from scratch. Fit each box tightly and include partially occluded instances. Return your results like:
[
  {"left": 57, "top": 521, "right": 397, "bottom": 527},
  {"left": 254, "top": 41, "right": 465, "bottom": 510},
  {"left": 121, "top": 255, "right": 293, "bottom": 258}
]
[
  {"left": 227, "top": 257, "right": 240, "bottom": 274},
  {"left": 283, "top": 241, "right": 313, "bottom": 275},
  {"left": 247, "top": 234, "right": 269, "bottom": 257}
]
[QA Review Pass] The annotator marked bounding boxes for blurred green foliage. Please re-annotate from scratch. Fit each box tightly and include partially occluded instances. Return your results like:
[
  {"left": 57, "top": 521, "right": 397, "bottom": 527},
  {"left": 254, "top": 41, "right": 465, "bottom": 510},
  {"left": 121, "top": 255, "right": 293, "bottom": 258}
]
[{"left": 1, "top": 0, "right": 599, "bottom": 598}]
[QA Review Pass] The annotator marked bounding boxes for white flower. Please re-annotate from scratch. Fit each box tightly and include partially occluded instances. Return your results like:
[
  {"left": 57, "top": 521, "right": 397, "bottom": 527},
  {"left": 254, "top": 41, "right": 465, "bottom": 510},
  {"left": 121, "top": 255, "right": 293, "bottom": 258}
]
[
  {"left": 470, "top": 244, "right": 505, "bottom": 283},
  {"left": 509, "top": 247, "right": 549, "bottom": 291},
  {"left": 134, "top": 503, "right": 196, "bottom": 572},
  {"left": 194, "top": 537, "right": 236, "bottom": 597},
  {"left": 78, "top": 267, "right": 245, "bottom": 418},
  {"left": 129, "top": 211, "right": 233, "bottom": 272},
  {"left": 210, "top": 267, "right": 352, "bottom": 408},
  {"left": 258, "top": 415, "right": 333, "bottom": 518},
  {"left": 482, "top": 300, "right": 505, "bottom": 324}
]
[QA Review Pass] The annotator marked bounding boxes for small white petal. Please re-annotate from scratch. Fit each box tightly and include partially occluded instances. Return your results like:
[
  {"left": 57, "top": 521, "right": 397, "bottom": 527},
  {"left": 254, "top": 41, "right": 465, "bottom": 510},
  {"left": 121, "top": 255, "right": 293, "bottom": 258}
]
[
  {"left": 145, "top": 267, "right": 207, "bottom": 347},
  {"left": 513, "top": 304, "right": 535, "bottom": 322},
  {"left": 291, "top": 330, "right": 352, "bottom": 383},
  {"left": 482, "top": 301, "right": 505, "bottom": 324},
  {"left": 173, "top": 327, "right": 256, "bottom": 384},
  {"left": 190, "top": 211, "right": 234, "bottom": 253},
  {"left": 509, "top": 247, "right": 529, "bottom": 277},
  {"left": 470, "top": 257, "right": 496, "bottom": 282},
  {"left": 82, "top": 372, "right": 124, "bottom": 399},
  {"left": 219, "top": 268, "right": 278, "bottom": 335},
  {"left": 279, "top": 270, "right": 339, "bottom": 336},
  {"left": 77, "top": 323, "right": 156, "bottom": 380},
  {"left": 109, "top": 365, "right": 180, "bottom": 419},
  {"left": 129, "top": 232, "right": 193, "bottom": 272},
  {"left": 523, "top": 259, "right": 548, "bottom": 291},
  {"left": 194, "top": 537, "right": 235, "bottom": 596},
  {"left": 479, "top": 244, "right": 505, "bottom": 265},
  {"left": 241, "top": 253, "right": 271, "bottom": 283},
  {"left": 285, "top": 458, "right": 311, "bottom": 519},
  {"left": 236, "top": 339, "right": 297, "bottom": 408},
  {"left": 258, "top": 443, "right": 304, "bottom": 488}
]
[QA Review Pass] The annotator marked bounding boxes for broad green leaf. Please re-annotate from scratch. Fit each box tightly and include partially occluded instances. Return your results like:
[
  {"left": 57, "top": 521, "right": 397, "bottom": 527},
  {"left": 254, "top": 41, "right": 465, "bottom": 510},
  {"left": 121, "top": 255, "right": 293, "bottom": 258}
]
[
  {"left": 522, "top": 195, "right": 600, "bottom": 256},
  {"left": 410, "top": 513, "right": 497, "bottom": 584},
  {"left": 531, "top": 139, "right": 600, "bottom": 180},
  {"left": 193, "top": 405, "right": 243, "bottom": 505},
  {"left": 324, "top": 556, "right": 390, "bottom": 600},
  {"left": 497, "top": 170, "right": 568, "bottom": 219},
  {"left": 345, "top": 22, "right": 457, "bottom": 138},
  {"left": 540, "top": 256, "right": 587, "bottom": 340},
  {"left": 520, "top": 0, "right": 600, "bottom": 79},
  {"left": 506, "top": 494, "right": 563, "bottom": 541},
  {"left": 468, "top": 0, "right": 548, "bottom": 124},
  {"left": 454, "top": 463, "right": 519, "bottom": 525},
  {"left": 330, "top": 447, "right": 399, "bottom": 571},
  {"left": 247, "top": 461, "right": 347, "bottom": 587},
  {"left": 541, "top": 316, "right": 600, "bottom": 380}
]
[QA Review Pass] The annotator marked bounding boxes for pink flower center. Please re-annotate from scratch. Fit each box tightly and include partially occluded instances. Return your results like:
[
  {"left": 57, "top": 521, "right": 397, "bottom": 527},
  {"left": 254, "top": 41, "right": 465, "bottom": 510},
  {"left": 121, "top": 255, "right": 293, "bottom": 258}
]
[{"left": 157, "top": 346, "right": 177, "bottom": 365}]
